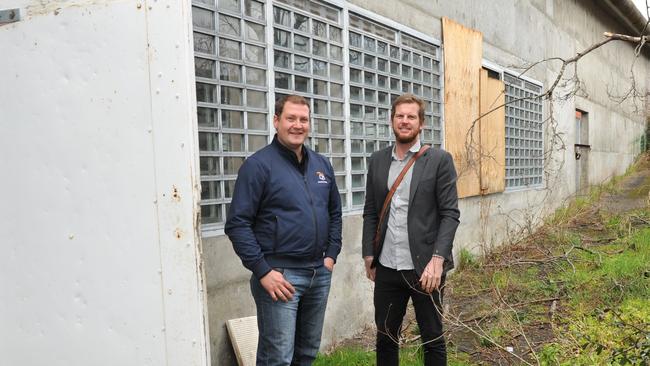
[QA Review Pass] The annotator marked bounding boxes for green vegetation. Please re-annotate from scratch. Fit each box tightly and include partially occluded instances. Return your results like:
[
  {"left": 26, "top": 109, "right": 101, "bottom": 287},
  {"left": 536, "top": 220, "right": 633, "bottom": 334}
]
[
  {"left": 313, "top": 346, "right": 424, "bottom": 366},
  {"left": 448, "top": 172, "right": 650, "bottom": 364},
  {"left": 555, "top": 225, "right": 650, "bottom": 365},
  {"left": 314, "top": 345, "right": 472, "bottom": 366},
  {"left": 314, "top": 347, "right": 375, "bottom": 366},
  {"left": 457, "top": 247, "right": 478, "bottom": 271},
  {"left": 317, "top": 155, "right": 650, "bottom": 365}
]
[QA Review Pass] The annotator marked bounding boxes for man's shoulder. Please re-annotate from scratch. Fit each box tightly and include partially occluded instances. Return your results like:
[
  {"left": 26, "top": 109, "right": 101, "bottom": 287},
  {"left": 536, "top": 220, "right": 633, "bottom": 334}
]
[
  {"left": 239, "top": 144, "right": 278, "bottom": 172},
  {"left": 425, "top": 146, "right": 452, "bottom": 160},
  {"left": 305, "top": 146, "right": 333, "bottom": 167},
  {"left": 423, "top": 147, "right": 457, "bottom": 175},
  {"left": 369, "top": 145, "right": 392, "bottom": 160},
  {"left": 252, "top": 142, "right": 284, "bottom": 161}
]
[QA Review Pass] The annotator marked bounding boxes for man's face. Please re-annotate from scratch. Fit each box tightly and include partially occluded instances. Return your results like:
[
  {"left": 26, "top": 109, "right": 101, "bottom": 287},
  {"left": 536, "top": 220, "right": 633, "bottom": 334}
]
[
  {"left": 274, "top": 101, "right": 310, "bottom": 151},
  {"left": 392, "top": 102, "right": 422, "bottom": 144}
]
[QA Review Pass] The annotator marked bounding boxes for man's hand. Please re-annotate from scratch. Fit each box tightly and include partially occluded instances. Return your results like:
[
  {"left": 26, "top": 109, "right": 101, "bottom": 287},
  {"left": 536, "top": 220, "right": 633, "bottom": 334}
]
[
  {"left": 324, "top": 257, "right": 335, "bottom": 272},
  {"left": 260, "top": 270, "right": 295, "bottom": 302},
  {"left": 364, "top": 256, "right": 376, "bottom": 282},
  {"left": 419, "top": 256, "right": 444, "bottom": 293}
]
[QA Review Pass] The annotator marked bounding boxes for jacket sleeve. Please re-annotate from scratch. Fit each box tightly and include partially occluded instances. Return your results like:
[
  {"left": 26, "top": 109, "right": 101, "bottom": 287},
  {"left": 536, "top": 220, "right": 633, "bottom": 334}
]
[
  {"left": 361, "top": 153, "right": 378, "bottom": 258},
  {"left": 433, "top": 151, "right": 460, "bottom": 261},
  {"left": 224, "top": 157, "right": 272, "bottom": 279},
  {"left": 324, "top": 161, "right": 342, "bottom": 261}
]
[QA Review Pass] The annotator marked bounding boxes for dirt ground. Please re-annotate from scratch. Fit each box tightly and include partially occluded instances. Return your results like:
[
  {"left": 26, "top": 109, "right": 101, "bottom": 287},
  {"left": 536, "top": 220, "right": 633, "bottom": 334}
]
[{"left": 328, "top": 154, "right": 650, "bottom": 364}]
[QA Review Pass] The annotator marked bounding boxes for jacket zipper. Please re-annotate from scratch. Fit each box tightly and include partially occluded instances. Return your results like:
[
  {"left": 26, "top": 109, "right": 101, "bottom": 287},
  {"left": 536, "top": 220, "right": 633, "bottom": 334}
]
[
  {"left": 273, "top": 215, "right": 280, "bottom": 253},
  {"left": 302, "top": 175, "right": 320, "bottom": 260}
]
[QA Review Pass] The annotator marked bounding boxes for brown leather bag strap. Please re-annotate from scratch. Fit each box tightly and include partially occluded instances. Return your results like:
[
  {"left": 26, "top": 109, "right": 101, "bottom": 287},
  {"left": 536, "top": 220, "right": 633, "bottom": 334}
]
[{"left": 373, "top": 144, "right": 431, "bottom": 255}]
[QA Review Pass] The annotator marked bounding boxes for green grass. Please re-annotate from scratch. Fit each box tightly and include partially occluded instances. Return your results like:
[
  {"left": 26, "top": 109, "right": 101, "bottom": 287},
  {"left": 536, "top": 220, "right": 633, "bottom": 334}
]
[
  {"left": 317, "top": 223, "right": 649, "bottom": 365},
  {"left": 563, "top": 297, "right": 650, "bottom": 366},
  {"left": 314, "top": 347, "right": 374, "bottom": 366},
  {"left": 315, "top": 345, "right": 473, "bottom": 366},
  {"left": 314, "top": 346, "right": 423, "bottom": 366},
  {"left": 318, "top": 157, "right": 650, "bottom": 365},
  {"left": 558, "top": 226, "right": 650, "bottom": 305},
  {"left": 457, "top": 248, "right": 478, "bottom": 271},
  {"left": 628, "top": 174, "right": 650, "bottom": 198},
  {"left": 459, "top": 197, "right": 648, "bottom": 364},
  {"left": 546, "top": 222, "right": 650, "bottom": 365}
]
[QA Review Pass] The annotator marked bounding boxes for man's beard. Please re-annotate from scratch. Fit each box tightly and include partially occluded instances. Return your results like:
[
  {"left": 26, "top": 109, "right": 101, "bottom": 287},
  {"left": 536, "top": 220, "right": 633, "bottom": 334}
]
[{"left": 393, "top": 127, "right": 420, "bottom": 144}]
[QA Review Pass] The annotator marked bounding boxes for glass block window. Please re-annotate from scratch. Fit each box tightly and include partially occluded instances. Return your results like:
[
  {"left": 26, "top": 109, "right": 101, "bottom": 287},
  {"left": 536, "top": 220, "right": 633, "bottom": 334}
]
[
  {"left": 192, "top": 0, "right": 445, "bottom": 231},
  {"left": 348, "top": 13, "right": 443, "bottom": 207},
  {"left": 272, "top": 0, "right": 348, "bottom": 206},
  {"left": 503, "top": 72, "right": 543, "bottom": 189},
  {"left": 192, "top": 0, "right": 269, "bottom": 227}
]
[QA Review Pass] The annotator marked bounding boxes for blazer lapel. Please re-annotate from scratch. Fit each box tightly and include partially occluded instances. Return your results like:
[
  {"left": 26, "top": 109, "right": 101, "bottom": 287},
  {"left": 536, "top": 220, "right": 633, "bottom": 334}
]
[
  {"left": 409, "top": 149, "right": 431, "bottom": 203},
  {"left": 376, "top": 148, "right": 392, "bottom": 198}
]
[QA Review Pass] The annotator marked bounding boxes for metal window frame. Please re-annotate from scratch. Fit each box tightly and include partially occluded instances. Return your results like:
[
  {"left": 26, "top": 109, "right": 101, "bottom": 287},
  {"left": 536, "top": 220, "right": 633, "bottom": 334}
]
[{"left": 198, "top": 0, "right": 446, "bottom": 237}]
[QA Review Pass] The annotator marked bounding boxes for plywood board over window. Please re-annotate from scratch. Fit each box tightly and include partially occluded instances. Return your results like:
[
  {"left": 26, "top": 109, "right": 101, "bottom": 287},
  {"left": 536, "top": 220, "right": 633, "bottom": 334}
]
[
  {"left": 442, "top": 17, "right": 482, "bottom": 198},
  {"left": 479, "top": 68, "right": 506, "bottom": 194}
]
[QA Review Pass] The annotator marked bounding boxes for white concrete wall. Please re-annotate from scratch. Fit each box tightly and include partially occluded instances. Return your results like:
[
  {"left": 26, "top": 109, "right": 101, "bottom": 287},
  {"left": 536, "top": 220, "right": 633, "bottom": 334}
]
[
  {"left": 0, "top": 1, "right": 209, "bottom": 365},
  {"left": 203, "top": 1, "right": 649, "bottom": 365}
]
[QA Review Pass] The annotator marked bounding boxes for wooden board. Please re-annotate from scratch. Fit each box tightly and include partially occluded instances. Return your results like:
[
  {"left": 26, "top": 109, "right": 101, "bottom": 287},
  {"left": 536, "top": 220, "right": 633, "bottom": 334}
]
[
  {"left": 226, "top": 316, "right": 258, "bottom": 366},
  {"left": 479, "top": 68, "right": 506, "bottom": 195},
  {"left": 442, "top": 17, "right": 483, "bottom": 198}
]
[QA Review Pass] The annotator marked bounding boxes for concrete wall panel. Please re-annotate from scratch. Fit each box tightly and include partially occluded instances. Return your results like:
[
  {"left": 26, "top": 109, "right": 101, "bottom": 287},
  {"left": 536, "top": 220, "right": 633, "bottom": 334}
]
[{"left": 0, "top": 1, "right": 209, "bottom": 365}]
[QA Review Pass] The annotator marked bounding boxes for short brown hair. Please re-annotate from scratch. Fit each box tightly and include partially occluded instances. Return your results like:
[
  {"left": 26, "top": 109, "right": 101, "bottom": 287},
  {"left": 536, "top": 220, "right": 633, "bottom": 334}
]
[
  {"left": 390, "top": 93, "right": 425, "bottom": 123},
  {"left": 275, "top": 95, "right": 310, "bottom": 117}
]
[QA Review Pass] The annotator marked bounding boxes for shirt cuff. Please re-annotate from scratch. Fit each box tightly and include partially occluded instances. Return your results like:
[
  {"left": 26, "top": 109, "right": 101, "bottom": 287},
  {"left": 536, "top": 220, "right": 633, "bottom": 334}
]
[{"left": 324, "top": 245, "right": 341, "bottom": 262}]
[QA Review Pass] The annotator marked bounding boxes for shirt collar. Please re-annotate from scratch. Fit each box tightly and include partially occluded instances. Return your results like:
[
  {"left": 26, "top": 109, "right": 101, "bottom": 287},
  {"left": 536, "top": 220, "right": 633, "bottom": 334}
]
[{"left": 391, "top": 140, "right": 422, "bottom": 161}]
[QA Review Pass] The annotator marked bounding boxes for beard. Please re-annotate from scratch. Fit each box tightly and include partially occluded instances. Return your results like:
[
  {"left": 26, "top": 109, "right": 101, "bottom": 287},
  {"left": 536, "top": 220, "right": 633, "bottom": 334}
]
[{"left": 393, "top": 126, "right": 421, "bottom": 144}]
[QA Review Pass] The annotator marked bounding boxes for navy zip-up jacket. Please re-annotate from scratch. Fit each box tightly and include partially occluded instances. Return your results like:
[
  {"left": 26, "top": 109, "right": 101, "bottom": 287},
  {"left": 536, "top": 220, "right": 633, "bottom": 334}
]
[{"left": 225, "top": 135, "right": 343, "bottom": 279}]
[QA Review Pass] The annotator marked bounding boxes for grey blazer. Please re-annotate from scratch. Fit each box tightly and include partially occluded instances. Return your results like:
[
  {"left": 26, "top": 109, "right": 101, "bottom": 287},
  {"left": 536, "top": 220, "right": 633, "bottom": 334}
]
[{"left": 362, "top": 145, "right": 461, "bottom": 276}]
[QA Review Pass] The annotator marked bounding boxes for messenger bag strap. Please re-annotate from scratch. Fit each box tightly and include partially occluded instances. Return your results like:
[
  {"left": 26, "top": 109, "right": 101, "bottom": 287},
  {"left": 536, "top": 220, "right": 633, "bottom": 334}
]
[{"left": 372, "top": 144, "right": 431, "bottom": 255}]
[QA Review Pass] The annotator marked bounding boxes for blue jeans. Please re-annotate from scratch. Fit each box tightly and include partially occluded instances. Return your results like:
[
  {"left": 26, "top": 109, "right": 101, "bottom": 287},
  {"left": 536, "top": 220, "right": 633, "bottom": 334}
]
[{"left": 250, "top": 265, "right": 332, "bottom": 366}]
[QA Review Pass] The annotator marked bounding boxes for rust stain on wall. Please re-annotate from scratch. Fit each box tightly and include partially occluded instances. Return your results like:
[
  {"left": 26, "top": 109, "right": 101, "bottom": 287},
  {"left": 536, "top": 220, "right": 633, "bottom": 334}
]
[
  {"left": 172, "top": 185, "right": 181, "bottom": 202},
  {"left": 26, "top": 0, "right": 129, "bottom": 17}
]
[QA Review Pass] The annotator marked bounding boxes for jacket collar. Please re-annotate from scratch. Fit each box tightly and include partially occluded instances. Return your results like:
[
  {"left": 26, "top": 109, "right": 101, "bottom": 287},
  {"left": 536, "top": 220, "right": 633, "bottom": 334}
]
[{"left": 272, "top": 134, "right": 308, "bottom": 174}]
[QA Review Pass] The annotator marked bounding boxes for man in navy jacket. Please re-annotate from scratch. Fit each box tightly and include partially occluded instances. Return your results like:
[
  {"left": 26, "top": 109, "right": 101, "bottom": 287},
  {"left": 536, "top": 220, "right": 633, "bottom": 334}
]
[{"left": 225, "top": 95, "right": 342, "bottom": 366}]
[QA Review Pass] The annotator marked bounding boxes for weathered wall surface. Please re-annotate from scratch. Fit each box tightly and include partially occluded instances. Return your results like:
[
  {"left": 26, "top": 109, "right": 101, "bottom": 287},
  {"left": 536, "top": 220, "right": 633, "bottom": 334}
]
[
  {"left": 203, "top": 0, "right": 649, "bottom": 364},
  {"left": 0, "top": 1, "right": 209, "bottom": 365}
]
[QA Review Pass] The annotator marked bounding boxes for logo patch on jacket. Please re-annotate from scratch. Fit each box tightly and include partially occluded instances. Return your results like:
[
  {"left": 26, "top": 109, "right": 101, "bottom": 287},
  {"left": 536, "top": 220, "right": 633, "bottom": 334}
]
[{"left": 316, "top": 171, "right": 329, "bottom": 184}]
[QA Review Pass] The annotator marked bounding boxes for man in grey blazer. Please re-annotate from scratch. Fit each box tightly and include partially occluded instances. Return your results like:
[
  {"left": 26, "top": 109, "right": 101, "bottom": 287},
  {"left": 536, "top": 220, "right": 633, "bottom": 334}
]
[{"left": 362, "top": 93, "right": 460, "bottom": 365}]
